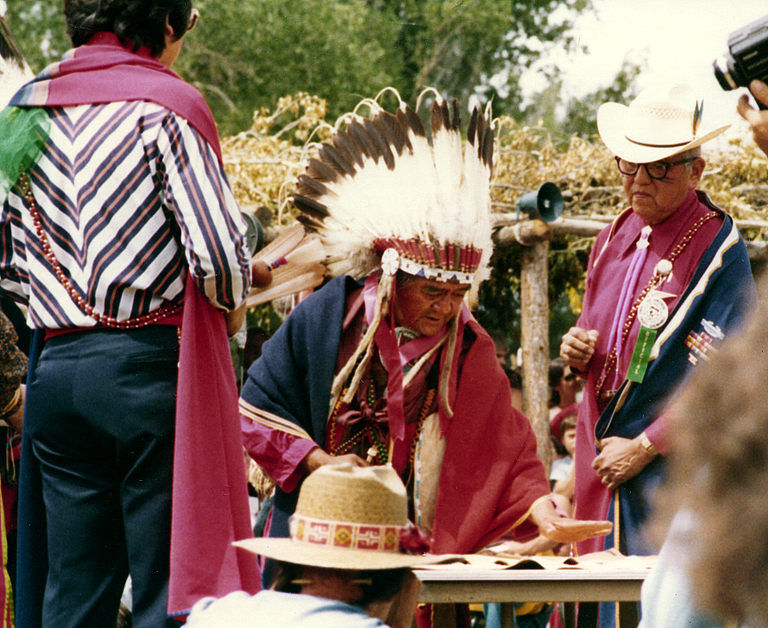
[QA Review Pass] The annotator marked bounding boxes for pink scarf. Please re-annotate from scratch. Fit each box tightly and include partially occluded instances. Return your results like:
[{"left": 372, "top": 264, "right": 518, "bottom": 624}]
[
  {"left": 10, "top": 32, "right": 222, "bottom": 163},
  {"left": 169, "top": 274, "right": 260, "bottom": 619},
  {"left": 363, "top": 275, "right": 470, "bottom": 440}
]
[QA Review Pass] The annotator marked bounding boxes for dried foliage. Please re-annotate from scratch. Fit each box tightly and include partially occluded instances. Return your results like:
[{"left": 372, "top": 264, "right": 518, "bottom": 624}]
[
  {"left": 221, "top": 94, "right": 331, "bottom": 229},
  {"left": 224, "top": 97, "right": 768, "bottom": 240},
  {"left": 222, "top": 95, "right": 768, "bottom": 342}
]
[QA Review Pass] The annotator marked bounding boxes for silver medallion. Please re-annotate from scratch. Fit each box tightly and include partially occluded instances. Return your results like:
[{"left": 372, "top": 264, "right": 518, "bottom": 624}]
[{"left": 638, "top": 292, "right": 668, "bottom": 330}]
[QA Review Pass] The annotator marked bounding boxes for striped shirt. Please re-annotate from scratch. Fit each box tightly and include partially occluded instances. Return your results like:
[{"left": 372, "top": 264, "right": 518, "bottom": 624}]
[{"left": 0, "top": 100, "right": 251, "bottom": 329}]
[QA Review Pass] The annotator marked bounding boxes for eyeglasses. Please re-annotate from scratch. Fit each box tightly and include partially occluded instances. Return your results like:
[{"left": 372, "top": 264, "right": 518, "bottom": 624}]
[
  {"left": 187, "top": 8, "right": 200, "bottom": 32},
  {"left": 614, "top": 156, "right": 695, "bottom": 180}
]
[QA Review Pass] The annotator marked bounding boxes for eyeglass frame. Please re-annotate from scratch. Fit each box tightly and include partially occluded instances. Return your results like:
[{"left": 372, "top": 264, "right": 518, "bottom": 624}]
[
  {"left": 187, "top": 8, "right": 200, "bottom": 32},
  {"left": 614, "top": 156, "right": 696, "bottom": 180}
]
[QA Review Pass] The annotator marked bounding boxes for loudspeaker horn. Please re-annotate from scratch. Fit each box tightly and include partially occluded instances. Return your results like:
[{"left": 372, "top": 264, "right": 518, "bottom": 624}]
[{"left": 516, "top": 182, "right": 563, "bottom": 223}]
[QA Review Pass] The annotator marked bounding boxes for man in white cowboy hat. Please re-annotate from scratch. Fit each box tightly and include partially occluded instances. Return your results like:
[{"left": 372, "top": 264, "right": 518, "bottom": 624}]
[
  {"left": 560, "top": 82, "right": 756, "bottom": 627},
  {"left": 239, "top": 91, "right": 611, "bottom": 628},
  {"left": 186, "top": 463, "right": 437, "bottom": 628}
]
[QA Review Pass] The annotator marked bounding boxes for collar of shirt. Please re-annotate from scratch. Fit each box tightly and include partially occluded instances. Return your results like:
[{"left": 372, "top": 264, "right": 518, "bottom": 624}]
[{"left": 611, "top": 190, "right": 701, "bottom": 259}]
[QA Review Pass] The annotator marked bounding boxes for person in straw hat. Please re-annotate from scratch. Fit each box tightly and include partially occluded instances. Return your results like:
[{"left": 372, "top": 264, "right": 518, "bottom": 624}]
[
  {"left": 559, "top": 81, "right": 756, "bottom": 628},
  {"left": 239, "top": 89, "right": 610, "bottom": 628},
  {"left": 187, "top": 463, "right": 438, "bottom": 628}
]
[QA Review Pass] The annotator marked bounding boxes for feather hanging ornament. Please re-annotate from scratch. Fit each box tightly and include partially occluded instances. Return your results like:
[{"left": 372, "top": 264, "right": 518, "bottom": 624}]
[
  {"left": 693, "top": 100, "right": 703, "bottom": 137},
  {"left": 246, "top": 224, "right": 326, "bottom": 308}
]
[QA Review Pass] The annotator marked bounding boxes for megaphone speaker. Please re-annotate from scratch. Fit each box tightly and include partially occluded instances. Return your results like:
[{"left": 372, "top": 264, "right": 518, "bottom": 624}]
[
  {"left": 242, "top": 211, "right": 265, "bottom": 255},
  {"left": 516, "top": 182, "right": 563, "bottom": 223}
]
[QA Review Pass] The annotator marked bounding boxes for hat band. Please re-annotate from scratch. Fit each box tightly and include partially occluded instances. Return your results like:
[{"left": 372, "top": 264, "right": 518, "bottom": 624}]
[
  {"left": 290, "top": 514, "right": 404, "bottom": 553},
  {"left": 399, "top": 256, "right": 475, "bottom": 284},
  {"left": 624, "top": 135, "right": 691, "bottom": 149}
]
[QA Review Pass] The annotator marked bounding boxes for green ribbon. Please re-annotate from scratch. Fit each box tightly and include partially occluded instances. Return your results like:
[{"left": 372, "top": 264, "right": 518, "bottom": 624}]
[
  {"left": 0, "top": 106, "right": 51, "bottom": 196},
  {"left": 626, "top": 326, "right": 657, "bottom": 383}
]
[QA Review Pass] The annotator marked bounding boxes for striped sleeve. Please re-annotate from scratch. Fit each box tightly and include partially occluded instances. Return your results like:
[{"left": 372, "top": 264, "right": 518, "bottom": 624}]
[
  {"left": 155, "top": 112, "right": 251, "bottom": 310},
  {"left": 0, "top": 191, "right": 27, "bottom": 305}
]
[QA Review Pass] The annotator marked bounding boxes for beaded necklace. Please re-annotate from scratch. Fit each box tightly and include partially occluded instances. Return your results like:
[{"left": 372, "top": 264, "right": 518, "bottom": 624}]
[
  {"left": 327, "top": 353, "right": 437, "bottom": 467},
  {"left": 594, "top": 211, "right": 717, "bottom": 405},
  {"left": 19, "top": 173, "right": 182, "bottom": 329}
]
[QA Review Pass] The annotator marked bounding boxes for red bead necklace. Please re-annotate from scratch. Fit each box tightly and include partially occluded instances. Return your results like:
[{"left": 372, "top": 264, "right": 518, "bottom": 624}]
[{"left": 19, "top": 173, "right": 182, "bottom": 329}]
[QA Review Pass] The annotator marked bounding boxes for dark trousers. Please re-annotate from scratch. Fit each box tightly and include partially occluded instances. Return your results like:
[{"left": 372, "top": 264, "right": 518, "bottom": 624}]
[{"left": 25, "top": 327, "right": 179, "bottom": 628}]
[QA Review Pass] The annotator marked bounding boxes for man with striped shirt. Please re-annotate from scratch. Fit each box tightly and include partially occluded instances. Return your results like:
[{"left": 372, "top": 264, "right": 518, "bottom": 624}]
[{"left": 0, "top": 0, "right": 253, "bottom": 626}]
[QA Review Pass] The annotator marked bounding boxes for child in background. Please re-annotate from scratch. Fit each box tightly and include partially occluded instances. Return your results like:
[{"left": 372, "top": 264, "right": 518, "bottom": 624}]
[{"left": 550, "top": 404, "right": 577, "bottom": 499}]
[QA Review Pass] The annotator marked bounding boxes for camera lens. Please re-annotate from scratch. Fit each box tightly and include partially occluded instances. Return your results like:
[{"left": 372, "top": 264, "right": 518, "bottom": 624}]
[{"left": 713, "top": 55, "right": 742, "bottom": 91}]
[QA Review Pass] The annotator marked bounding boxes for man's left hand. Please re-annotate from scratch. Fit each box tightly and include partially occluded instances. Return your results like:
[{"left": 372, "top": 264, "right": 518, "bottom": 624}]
[
  {"left": 593, "top": 435, "right": 656, "bottom": 491},
  {"left": 530, "top": 498, "right": 612, "bottom": 545}
]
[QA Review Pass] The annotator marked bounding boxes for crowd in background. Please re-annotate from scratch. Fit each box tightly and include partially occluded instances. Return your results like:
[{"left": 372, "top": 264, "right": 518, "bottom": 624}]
[{"left": 1, "top": 1, "right": 768, "bottom": 627}]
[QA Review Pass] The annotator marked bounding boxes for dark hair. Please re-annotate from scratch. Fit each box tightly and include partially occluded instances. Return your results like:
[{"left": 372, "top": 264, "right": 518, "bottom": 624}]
[
  {"left": 63, "top": 0, "right": 192, "bottom": 56},
  {"left": 504, "top": 367, "right": 522, "bottom": 391},
  {"left": 548, "top": 357, "right": 567, "bottom": 407},
  {"left": 548, "top": 357, "right": 566, "bottom": 388},
  {"left": 272, "top": 561, "right": 411, "bottom": 607},
  {"left": 395, "top": 269, "right": 417, "bottom": 291},
  {"left": 560, "top": 414, "right": 577, "bottom": 435},
  {"left": 550, "top": 434, "right": 567, "bottom": 458}
]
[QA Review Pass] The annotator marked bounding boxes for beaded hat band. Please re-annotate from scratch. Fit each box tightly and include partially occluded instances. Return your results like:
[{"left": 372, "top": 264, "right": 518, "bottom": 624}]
[
  {"left": 234, "top": 463, "right": 439, "bottom": 569},
  {"left": 290, "top": 515, "right": 402, "bottom": 553}
]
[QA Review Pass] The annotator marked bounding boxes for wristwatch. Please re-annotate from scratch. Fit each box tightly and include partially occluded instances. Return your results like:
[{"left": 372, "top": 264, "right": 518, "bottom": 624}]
[{"left": 639, "top": 432, "right": 659, "bottom": 457}]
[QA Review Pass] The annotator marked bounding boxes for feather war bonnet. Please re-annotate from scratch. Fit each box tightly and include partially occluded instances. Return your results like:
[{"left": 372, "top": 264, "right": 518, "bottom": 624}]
[
  {"left": 293, "top": 87, "right": 495, "bottom": 289},
  {"left": 291, "top": 88, "right": 496, "bottom": 420}
]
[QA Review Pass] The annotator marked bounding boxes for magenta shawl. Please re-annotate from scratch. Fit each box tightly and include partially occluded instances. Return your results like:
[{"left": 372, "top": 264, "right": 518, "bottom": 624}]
[{"left": 10, "top": 34, "right": 258, "bottom": 617}]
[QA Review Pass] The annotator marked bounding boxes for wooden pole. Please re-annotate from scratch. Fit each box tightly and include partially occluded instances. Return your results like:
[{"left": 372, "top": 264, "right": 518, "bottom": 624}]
[
  {"left": 519, "top": 231, "right": 552, "bottom": 471},
  {"left": 493, "top": 214, "right": 768, "bottom": 260}
]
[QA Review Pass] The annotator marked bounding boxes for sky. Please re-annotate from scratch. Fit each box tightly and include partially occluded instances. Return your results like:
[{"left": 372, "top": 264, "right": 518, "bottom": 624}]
[
  {"left": 2, "top": 0, "right": 766, "bottom": 146},
  {"left": 522, "top": 0, "right": 768, "bottom": 148}
]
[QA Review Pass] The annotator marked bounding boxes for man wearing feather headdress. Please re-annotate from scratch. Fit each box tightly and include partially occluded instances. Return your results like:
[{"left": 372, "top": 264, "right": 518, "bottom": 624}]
[{"left": 239, "top": 91, "right": 610, "bottom": 628}]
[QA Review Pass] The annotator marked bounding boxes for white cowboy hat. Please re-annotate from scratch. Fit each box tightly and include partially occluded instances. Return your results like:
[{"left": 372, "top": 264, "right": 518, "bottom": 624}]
[
  {"left": 597, "top": 82, "right": 730, "bottom": 163},
  {"left": 234, "top": 463, "right": 441, "bottom": 570}
]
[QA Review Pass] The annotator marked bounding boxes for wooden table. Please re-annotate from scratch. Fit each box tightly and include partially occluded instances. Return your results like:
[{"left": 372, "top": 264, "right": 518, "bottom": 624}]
[{"left": 415, "top": 554, "right": 653, "bottom": 628}]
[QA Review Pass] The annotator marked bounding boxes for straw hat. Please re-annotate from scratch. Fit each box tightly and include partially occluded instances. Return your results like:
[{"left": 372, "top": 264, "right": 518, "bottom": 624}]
[
  {"left": 597, "top": 82, "right": 730, "bottom": 163},
  {"left": 234, "top": 463, "right": 440, "bottom": 569}
]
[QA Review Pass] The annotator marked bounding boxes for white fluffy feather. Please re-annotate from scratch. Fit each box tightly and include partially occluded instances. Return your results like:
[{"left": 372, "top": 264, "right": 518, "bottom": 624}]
[{"left": 292, "top": 88, "right": 494, "bottom": 288}]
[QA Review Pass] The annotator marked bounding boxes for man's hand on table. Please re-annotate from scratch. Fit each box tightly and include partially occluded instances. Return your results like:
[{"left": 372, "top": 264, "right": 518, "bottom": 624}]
[
  {"left": 530, "top": 498, "right": 612, "bottom": 545},
  {"left": 483, "top": 535, "right": 564, "bottom": 557},
  {"left": 300, "top": 447, "right": 368, "bottom": 475}
]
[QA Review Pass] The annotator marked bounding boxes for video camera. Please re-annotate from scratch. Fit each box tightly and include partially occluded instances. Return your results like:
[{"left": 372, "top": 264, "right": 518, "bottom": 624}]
[{"left": 713, "top": 13, "right": 768, "bottom": 109}]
